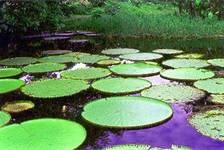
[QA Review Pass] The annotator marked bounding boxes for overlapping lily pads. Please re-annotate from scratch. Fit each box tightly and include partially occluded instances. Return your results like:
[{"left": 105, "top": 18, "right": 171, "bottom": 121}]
[
  {"left": 0, "top": 57, "right": 37, "bottom": 66},
  {"left": 0, "top": 118, "right": 86, "bottom": 149},
  {"left": 22, "top": 63, "right": 66, "bottom": 74},
  {"left": 42, "top": 50, "right": 72, "bottom": 56},
  {"left": 101, "top": 48, "right": 139, "bottom": 56},
  {"left": 96, "top": 59, "right": 120, "bottom": 66},
  {"left": 160, "top": 68, "right": 215, "bottom": 81},
  {"left": 73, "top": 54, "right": 110, "bottom": 64},
  {"left": 141, "top": 84, "right": 206, "bottom": 103},
  {"left": 21, "top": 79, "right": 89, "bottom": 98},
  {"left": 119, "top": 53, "right": 163, "bottom": 61},
  {"left": 152, "top": 49, "right": 183, "bottom": 55},
  {"left": 0, "top": 79, "right": 25, "bottom": 94},
  {"left": 38, "top": 55, "right": 75, "bottom": 63},
  {"left": 194, "top": 78, "right": 224, "bottom": 94},
  {"left": 61, "top": 68, "right": 111, "bottom": 80},
  {"left": 110, "top": 63, "right": 162, "bottom": 77},
  {"left": 162, "top": 59, "right": 210, "bottom": 68},
  {"left": 1, "top": 100, "right": 35, "bottom": 113},
  {"left": 0, "top": 68, "right": 23, "bottom": 78},
  {"left": 0, "top": 111, "right": 11, "bottom": 127},
  {"left": 82, "top": 96, "right": 173, "bottom": 128},
  {"left": 175, "top": 53, "right": 204, "bottom": 59},
  {"left": 92, "top": 78, "right": 151, "bottom": 94},
  {"left": 208, "top": 59, "right": 224, "bottom": 67}
]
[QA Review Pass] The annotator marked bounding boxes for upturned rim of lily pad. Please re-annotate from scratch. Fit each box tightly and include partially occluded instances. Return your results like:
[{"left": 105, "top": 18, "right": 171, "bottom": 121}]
[
  {"left": 96, "top": 59, "right": 120, "bottom": 66},
  {"left": 152, "top": 49, "right": 184, "bottom": 55},
  {"left": 175, "top": 53, "right": 204, "bottom": 59},
  {"left": 0, "top": 79, "right": 25, "bottom": 94},
  {"left": 0, "top": 68, "right": 23, "bottom": 78},
  {"left": 208, "top": 58, "right": 224, "bottom": 68},
  {"left": 119, "top": 53, "right": 163, "bottom": 61},
  {"left": 0, "top": 111, "right": 11, "bottom": 127},
  {"left": 101, "top": 48, "right": 140, "bottom": 56},
  {"left": 208, "top": 94, "right": 224, "bottom": 105}
]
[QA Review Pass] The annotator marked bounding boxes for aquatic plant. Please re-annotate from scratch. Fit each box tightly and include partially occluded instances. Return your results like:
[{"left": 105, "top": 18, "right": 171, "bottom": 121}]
[
  {"left": 162, "top": 59, "right": 210, "bottom": 68},
  {"left": 0, "top": 79, "right": 25, "bottom": 94},
  {"left": 175, "top": 53, "right": 204, "bottom": 59},
  {"left": 209, "top": 94, "right": 224, "bottom": 105},
  {"left": 96, "top": 59, "right": 120, "bottom": 66},
  {"left": 73, "top": 54, "right": 110, "bottom": 64},
  {"left": 119, "top": 53, "right": 163, "bottom": 61},
  {"left": 153, "top": 49, "right": 183, "bottom": 55},
  {"left": 1, "top": 100, "right": 35, "bottom": 113},
  {"left": 101, "top": 48, "right": 139, "bottom": 56},
  {"left": 0, "top": 57, "right": 37, "bottom": 66},
  {"left": 0, "top": 111, "right": 11, "bottom": 127},
  {"left": 0, "top": 68, "right": 23, "bottom": 78},
  {"left": 208, "top": 59, "right": 224, "bottom": 67},
  {"left": 38, "top": 55, "right": 75, "bottom": 63},
  {"left": 42, "top": 50, "right": 72, "bottom": 56}
]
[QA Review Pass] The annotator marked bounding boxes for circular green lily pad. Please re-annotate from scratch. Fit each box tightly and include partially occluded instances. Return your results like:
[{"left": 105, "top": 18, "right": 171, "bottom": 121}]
[
  {"left": 0, "top": 68, "right": 23, "bottom": 78},
  {"left": 189, "top": 107, "right": 224, "bottom": 141},
  {"left": 22, "top": 63, "right": 66, "bottom": 74},
  {"left": 82, "top": 96, "right": 173, "bottom": 128},
  {"left": 21, "top": 79, "right": 89, "bottom": 98},
  {"left": 101, "top": 48, "right": 139, "bottom": 56},
  {"left": 92, "top": 78, "right": 151, "bottom": 94},
  {"left": 162, "top": 59, "right": 210, "bottom": 68},
  {"left": 0, "top": 118, "right": 86, "bottom": 150},
  {"left": 110, "top": 63, "right": 162, "bottom": 77},
  {"left": 64, "top": 52, "right": 91, "bottom": 57},
  {"left": 0, "top": 79, "right": 25, "bottom": 94},
  {"left": 208, "top": 59, "right": 224, "bottom": 67},
  {"left": 152, "top": 49, "right": 183, "bottom": 55},
  {"left": 0, "top": 57, "right": 37, "bottom": 66},
  {"left": 73, "top": 54, "right": 110, "bottom": 64},
  {"left": 1, "top": 100, "right": 35, "bottom": 113},
  {"left": 141, "top": 84, "right": 206, "bottom": 103},
  {"left": 175, "top": 53, "right": 204, "bottom": 59},
  {"left": 96, "top": 59, "right": 120, "bottom": 66},
  {"left": 209, "top": 94, "right": 224, "bottom": 105},
  {"left": 0, "top": 111, "right": 11, "bottom": 127},
  {"left": 42, "top": 50, "right": 72, "bottom": 56},
  {"left": 119, "top": 53, "right": 163, "bottom": 61},
  {"left": 61, "top": 68, "right": 111, "bottom": 80},
  {"left": 194, "top": 78, "right": 224, "bottom": 94},
  {"left": 103, "top": 144, "right": 150, "bottom": 150},
  {"left": 161, "top": 68, "right": 215, "bottom": 81},
  {"left": 38, "top": 55, "right": 75, "bottom": 63}
]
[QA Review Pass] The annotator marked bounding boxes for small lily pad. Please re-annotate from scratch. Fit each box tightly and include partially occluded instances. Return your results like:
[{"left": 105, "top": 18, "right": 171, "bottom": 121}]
[
  {"left": 153, "top": 49, "right": 183, "bottom": 55},
  {"left": 175, "top": 53, "right": 204, "bottom": 59},
  {"left": 0, "top": 118, "right": 86, "bottom": 149},
  {"left": 209, "top": 94, "right": 224, "bottom": 105},
  {"left": 0, "top": 111, "right": 11, "bottom": 127},
  {"left": 21, "top": 79, "right": 89, "bottom": 98},
  {"left": 73, "top": 54, "right": 110, "bottom": 64},
  {"left": 96, "top": 59, "right": 120, "bottom": 66},
  {"left": 1, "top": 100, "right": 35, "bottom": 113},
  {"left": 61, "top": 68, "right": 111, "bottom": 80},
  {"left": 208, "top": 59, "right": 224, "bottom": 67},
  {"left": 194, "top": 78, "right": 224, "bottom": 94},
  {"left": 92, "top": 78, "right": 151, "bottom": 94},
  {"left": 0, "top": 57, "right": 37, "bottom": 66},
  {"left": 102, "top": 144, "right": 150, "bottom": 150},
  {"left": 42, "top": 50, "right": 72, "bottom": 56},
  {"left": 162, "top": 59, "right": 210, "bottom": 68},
  {"left": 119, "top": 53, "right": 163, "bottom": 61},
  {"left": 0, "top": 68, "right": 23, "bottom": 78},
  {"left": 82, "top": 96, "right": 173, "bottom": 128},
  {"left": 22, "top": 63, "right": 66, "bottom": 74},
  {"left": 0, "top": 79, "right": 25, "bottom": 94},
  {"left": 161, "top": 68, "right": 215, "bottom": 81},
  {"left": 141, "top": 84, "right": 206, "bottom": 103},
  {"left": 110, "top": 63, "right": 162, "bottom": 77},
  {"left": 38, "top": 55, "right": 75, "bottom": 63},
  {"left": 101, "top": 48, "right": 139, "bottom": 56}
]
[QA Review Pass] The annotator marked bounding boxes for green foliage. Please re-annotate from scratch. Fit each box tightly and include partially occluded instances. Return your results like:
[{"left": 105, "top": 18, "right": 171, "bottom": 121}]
[
  {"left": 91, "top": 7, "right": 105, "bottom": 18},
  {"left": 162, "top": 59, "right": 210, "bottom": 68},
  {"left": 0, "top": 79, "right": 25, "bottom": 94},
  {"left": 0, "top": 111, "right": 11, "bottom": 127},
  {"left": 119, "top": 52, "right": 163, "bottom": 61},
  {"left": 0, "top": 68, "right": 22, "bottom": 78},
  {"left": 0, "top": 57, "right": 37, "bottom": 66}
]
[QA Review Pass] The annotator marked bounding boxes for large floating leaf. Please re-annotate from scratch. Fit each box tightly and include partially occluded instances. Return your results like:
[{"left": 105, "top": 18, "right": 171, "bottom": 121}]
[
  {"left": 21, "top": 79, "right": 89, "bottom": 98},
  {"left": 92, "top": 78, "right": 151, "bottom": 94},
  {"left": 189, "top": 107, "right": 224, "bottom": 141},
  {"left": 1, "top": 100, "right": 35, "bottom": 113},
  {"left": 101, "top": 48, "right": 139, "bottom": 56},
  {"left": 119, "top": 53, "right": 163, "bottom": 61},
  {"left": 0, "top": 79, "right": 25, "bottom": 94},
  {"left": 162, "top": 59, "right": 210, "bottom": 68},
  {"left": 82, "top": 96, "right": 173, "bottom": 128},
  {"left": 0, "top": 111, "right": 11, "bottom": 127},
  {"left": 72, "top": 54, "right": 110, "bottom": 64},
  {"left": 141, "top": 84, "right": 206, "bottom": 103},
  {"left": 0, "top": 68, "right": 22, "bottom": 78},
  {"left": 96, "top": 59, "right": 120, "bottom": 66},
  {"left": 175, "top": 53, "right": 204, "bottom": 59},
  {"left": 61, "top": 68, "right": 111, "bottom": 80},
  {"left": 0, "top": 57, "right": 37, "bottom": 66},
  {"left": 194, "top": 78, "right": 224, "bottom": 94},
  {"left": 22, "top": 63, "right": 66, "bottom": 74},
  {"left": 160, "top": 68, "right": 214, "bottom": 81},
  {"left": 209, "top": 94, "right": 224, "bottom": 105},
  {"left": 110, "top": 63, "right": 162, "bottom": 77},
  {"left": 0, "top": 118, "right": 86, "bottom": 150},
  {"left": 208, "top": 59, "right": 224, "bottom": 67},
  {"left": 152, "top": 49, "right": 183, "bottom": 55},
  {"left": 42, "top": 50, "right": 72, "bottom": 56},
  {"left": 38, "top": 55, "right": 75, "bottom": 63}
]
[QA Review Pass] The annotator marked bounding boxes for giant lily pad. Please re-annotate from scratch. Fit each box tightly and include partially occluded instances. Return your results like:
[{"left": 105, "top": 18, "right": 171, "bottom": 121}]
[
  {"left": 73, "top": 54, "right": 110, "bottom": 64},
  {"left": 119, "top": 53, "right": 163, "bottom": 61},
  {"left": 22, "top": 63, "right": 66, "bottom": 74},
  {"left": 0, "top": 68, "right": 23, "bottom": 78},
  {"left": 0, "top": 57, "right": 37, "bottom": 66},
  {"left": 101, "top": 48, "right": 139, "bottom": 56},
  {"left": 61, "top": 68, "right": 111, "bottom": 80},
  {"left": 141, "top": 84, "right": 206, "bottom": 103},
  {"left": 189, "top": 107, "right": 224, "bottom": 141},
  {"left": 0, "top": 118, "right": 86, "bottom": 150},
  {"left": 152, "top": 49, "right": 183, "bottom": 55},
  {"left": 110, "top": 63, "right": 162, "bottom": 77},
  {"left": 92, "top": 78, "right": 151, "bottom": 94},
  {"left": 0, "top": 79, "right": 25, "bottom": 94},
  {"left": 162, "top": 59, "right": 210, "bottom": 68},
  {"left": 175, "top": 53, "right": 204, "bottom": 59},
  {"left": 21, "top": 79, "right": 89, "bottom": 98},
  {"left": 82, "top": 96, "right": 173, "bottom": 128},
  {"left": 208, "top": 59, "right": 224, "bottom": 67},
  {"left": 1, "top": 100, "right": 35, "bottom": 113},
  {"left": 160, "top": 68, "right": 215, "bottom": 81},
  {"left": 0, "top": 111, "right": 11, "bottom": 127},
  {"left": 96, "top": 59, "right": 120, "bottom": 66},
  {"left": 38, "top": 55, "right": 75, "bottom": 63},
  {"left": 194, "top": 78, "right": 224, "bottom": 94},
  {"left": 42, "top": 50, "right": 72, "bottom": 56},
  {"left": 209, "top": 94, "right": 224, "bottom": 105}
]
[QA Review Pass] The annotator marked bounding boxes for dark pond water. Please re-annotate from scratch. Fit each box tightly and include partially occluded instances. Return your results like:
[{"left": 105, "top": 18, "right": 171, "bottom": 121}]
[{"left": 1, "top": 36, "right": 224, "bottom": 150}]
